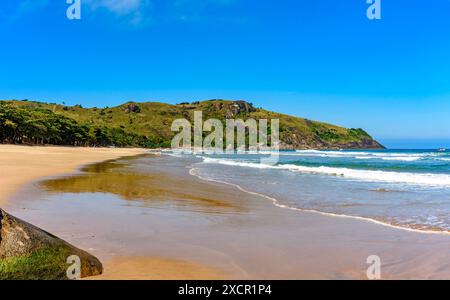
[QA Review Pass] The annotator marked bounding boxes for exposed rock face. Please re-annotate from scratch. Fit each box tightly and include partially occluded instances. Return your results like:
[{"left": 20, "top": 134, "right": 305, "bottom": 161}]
[
  {"left": 125, "top": 103, "right": 141, "bottom": 113},
  {"left": 0, "top": 209, "right": 102, "bottom": 279},
  {"left": 279, "top": 136, "right": 385, "bottom": 150},
  {"left": 225, "top": 101, "right": 256, "bottom": 118}
]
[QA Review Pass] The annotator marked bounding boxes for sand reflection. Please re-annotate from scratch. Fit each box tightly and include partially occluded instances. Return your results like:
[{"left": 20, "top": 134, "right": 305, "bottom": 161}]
[{"left": 40, "top": 155, "right": 246, "bottom": 214}]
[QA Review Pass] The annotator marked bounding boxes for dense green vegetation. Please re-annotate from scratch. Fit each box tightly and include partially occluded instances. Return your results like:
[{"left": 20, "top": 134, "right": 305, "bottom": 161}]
[
  {"left": 0, "top": 246, "right": 72, "bottom": 280},
  {"left": 0, "top": 102, "right": 168, "bottom": 148},
  {"left": 0, "top": 99, "right": 383, "bottom": 149}
]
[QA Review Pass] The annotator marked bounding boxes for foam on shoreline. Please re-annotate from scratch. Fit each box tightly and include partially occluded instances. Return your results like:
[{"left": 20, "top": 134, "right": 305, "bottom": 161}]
[
  {"left": 188, "top": 166, "right": 450, "bottom": 236},
  {"left": 201, "top": 156, "right": 450, "bottom": 187}
]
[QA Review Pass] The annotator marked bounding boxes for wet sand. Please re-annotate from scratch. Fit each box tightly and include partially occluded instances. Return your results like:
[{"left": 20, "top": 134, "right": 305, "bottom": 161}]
[
  {"left": 0, "top": 145, "right": 147, "bottom": 207},
  {"left": 0, "top": 145, "right": 227, "bottom": 279},
  {"left": 93, "top": 257, "right": 226, "bottom": 280},
  {"left": 6, "top": 153, "right": 450, "bottom": 279}
]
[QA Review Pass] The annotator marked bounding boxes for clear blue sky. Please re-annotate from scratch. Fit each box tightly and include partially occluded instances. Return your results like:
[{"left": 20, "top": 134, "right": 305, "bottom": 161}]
[{"left": 1, "top": 0, "right": 450, "bottom": 148}]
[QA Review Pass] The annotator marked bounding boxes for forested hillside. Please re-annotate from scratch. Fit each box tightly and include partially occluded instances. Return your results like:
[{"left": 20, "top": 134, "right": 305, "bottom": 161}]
[{"left": 0, "top": 99, "right": 384, "bottom": 149}]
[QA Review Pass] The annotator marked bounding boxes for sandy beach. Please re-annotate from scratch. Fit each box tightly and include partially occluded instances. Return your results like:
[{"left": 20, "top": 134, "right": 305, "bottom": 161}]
[
  {"left": 0, "top": 145, "right": 229, "bottom": 279},
  {"left": 0, "top": 145, "right": 147, "bottom": 207},
  {"left": 2, "top": 146, "right": 450, "bottom": 279}
]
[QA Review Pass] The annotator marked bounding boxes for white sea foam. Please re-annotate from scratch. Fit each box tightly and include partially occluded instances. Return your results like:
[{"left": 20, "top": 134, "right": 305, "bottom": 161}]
[
  {"left": 354, "top": 156, "right": 422, "bottom": 161},
  {"left": 379, "top": 156, "right": 422, "bottom": 162},
  {"left": 188, "top": 166, "right": 450, "bottom": 235},
  {"left": 201, "top": 157, "right": 450, "bottom": 187},
  {"left": 295, "top": 150, "right": 370, "bottom": 156},
  {"left": 196, "top": 148, "right": 449, "bottom": 166},
  {"left": 168, "top": 149, "right": 449, "bottom": 162},
  {"left": 291, "top": 149, "right": 450, "bottom": 162}
]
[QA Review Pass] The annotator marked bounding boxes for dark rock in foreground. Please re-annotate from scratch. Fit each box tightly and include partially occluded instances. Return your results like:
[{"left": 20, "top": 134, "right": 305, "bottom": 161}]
[{"left": 0, "top": 209, "right": 102, "bottom": 280}]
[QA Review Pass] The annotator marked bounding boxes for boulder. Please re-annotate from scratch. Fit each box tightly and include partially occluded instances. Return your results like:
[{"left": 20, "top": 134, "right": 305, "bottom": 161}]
[
  {"left": 226, "top": 101, "right": 256, "bottom": 118},
  {"left": 0, "top": 209, "right": 102, "bottom": 280},
  {"left": 125, "top": 103, "right": 141, "bottom": 113}
]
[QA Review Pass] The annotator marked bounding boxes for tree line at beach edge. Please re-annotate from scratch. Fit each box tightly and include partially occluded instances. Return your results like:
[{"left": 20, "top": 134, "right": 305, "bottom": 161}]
[{"left": 0, "top": 102, "right": 169, "bottom": 148}]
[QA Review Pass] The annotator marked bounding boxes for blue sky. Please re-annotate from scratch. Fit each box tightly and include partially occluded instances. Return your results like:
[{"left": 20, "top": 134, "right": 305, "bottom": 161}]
[{"left": 1, "top": 0, "right": 450, "bottom": 148}]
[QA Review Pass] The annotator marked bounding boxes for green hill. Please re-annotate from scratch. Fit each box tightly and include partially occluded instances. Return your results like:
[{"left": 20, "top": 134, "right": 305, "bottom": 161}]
[{"left": 0, "top": 99, "right": 384, "bottom": 149}]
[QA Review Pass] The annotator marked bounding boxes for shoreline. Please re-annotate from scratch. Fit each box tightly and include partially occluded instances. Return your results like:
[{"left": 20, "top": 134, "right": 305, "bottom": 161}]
[
  {"left": 189, "top": 167, "right": 450, "bottom": 236},
  {"left": 3, "top": 146, "right": 450, "bottom": 279}
]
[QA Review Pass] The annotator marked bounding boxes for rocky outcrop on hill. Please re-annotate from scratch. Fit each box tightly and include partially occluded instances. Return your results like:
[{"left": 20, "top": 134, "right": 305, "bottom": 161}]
[
  {"left": 226, "top": 101, "right": 256, "bottom": 118},
  {"left": 0, "top": 209, "right": 102, "bottom": 280},
  {"left": 280, "top": 133, "right": 385, "bottom": 150},
  {"left": 125, "top": 103, "right": 141, "bottom": 113}
]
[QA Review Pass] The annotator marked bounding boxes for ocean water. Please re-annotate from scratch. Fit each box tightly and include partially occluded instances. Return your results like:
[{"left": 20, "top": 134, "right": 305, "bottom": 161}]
[{"left": 181, "top": 149, "right": 450, "bottom": 233}]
